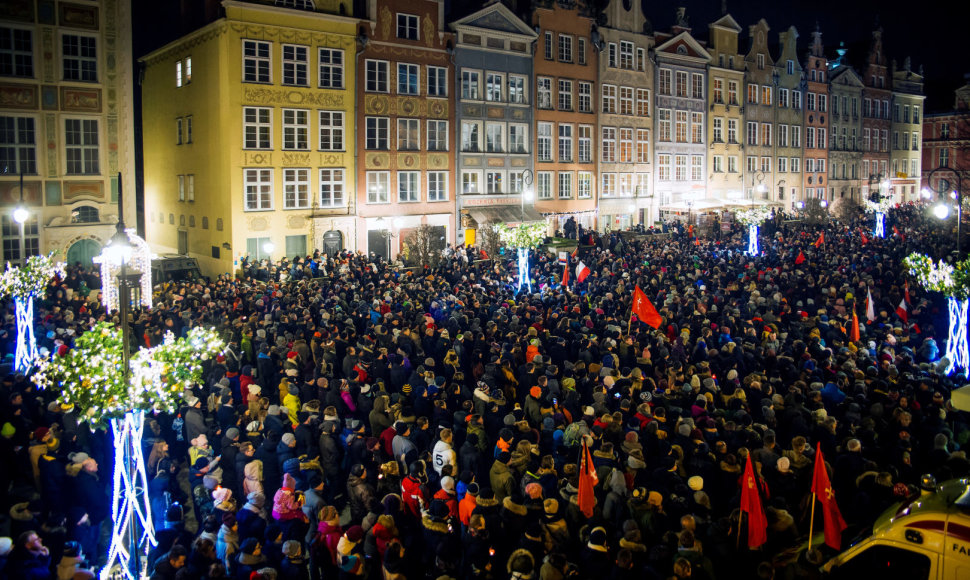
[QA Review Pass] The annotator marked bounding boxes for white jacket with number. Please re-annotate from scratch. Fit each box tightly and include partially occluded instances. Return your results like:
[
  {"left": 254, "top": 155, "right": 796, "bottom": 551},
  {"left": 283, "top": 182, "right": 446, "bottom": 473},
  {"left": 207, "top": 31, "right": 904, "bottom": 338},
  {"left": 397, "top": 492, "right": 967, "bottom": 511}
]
[{"left": 431, "top": 440, "right": 457, "bottom": 475}]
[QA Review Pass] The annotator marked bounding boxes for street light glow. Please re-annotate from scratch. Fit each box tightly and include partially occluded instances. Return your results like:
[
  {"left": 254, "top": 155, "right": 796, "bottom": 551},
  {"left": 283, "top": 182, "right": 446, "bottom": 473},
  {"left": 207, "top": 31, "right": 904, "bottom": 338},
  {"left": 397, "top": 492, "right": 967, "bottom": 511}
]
[
  {"left": 12, "top": 204, "right": 28, "bottom": 225},
  {"left": 262, "top": 241, "right": 275, "bottom": 254},
  {"left": 934, "top": 203, "right": 951, "bottom": 220},
  {"left": 523, "top": 189, "right": 534, "bottom": 203}
]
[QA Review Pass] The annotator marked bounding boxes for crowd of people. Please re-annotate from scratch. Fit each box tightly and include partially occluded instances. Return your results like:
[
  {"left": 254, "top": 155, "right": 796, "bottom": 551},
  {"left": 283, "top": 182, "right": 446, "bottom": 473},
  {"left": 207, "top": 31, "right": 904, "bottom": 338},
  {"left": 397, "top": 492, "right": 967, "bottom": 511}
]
[{"left": 1, "top": 203, "right": 968, "bottom": 580}]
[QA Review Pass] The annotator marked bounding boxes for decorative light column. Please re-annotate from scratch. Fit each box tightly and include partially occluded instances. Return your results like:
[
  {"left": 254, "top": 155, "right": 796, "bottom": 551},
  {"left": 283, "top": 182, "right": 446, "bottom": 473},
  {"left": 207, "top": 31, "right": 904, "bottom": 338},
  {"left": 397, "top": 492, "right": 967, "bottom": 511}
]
[
  {"left": 735, "top": 206, "right": 771, "bottom": 257},
  {"left": 866, "top": 177, "right": 892, "bottom": 238},
  {"left": 0, "top": 253, "right": 66, "bottom": 371},
  {"left": 903, "top": 253, "right": 970, "bottom": 375},
  {"left": 496, "top": 222, "right": 547, "bottom": 294}
]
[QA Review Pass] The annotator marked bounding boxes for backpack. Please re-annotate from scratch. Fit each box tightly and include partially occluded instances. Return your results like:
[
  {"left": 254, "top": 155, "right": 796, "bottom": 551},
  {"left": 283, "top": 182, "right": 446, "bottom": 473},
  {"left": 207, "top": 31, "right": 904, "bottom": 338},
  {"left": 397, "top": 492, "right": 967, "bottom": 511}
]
[
  {"left": 563, "top": 422, "right": 588, "bottom": 448},
  {"left": 192, "top": 483, "right": 214, "bottom": 520}
]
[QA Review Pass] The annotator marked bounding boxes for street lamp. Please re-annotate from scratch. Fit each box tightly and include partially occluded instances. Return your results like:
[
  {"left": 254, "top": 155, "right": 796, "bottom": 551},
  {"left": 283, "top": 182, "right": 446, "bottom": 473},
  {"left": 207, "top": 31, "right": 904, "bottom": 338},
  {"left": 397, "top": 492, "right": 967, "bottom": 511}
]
[
  {"left": 926, "top": 167, "right": 963, "bottom": 256},
  {"left": 261, "top": 241, "right": 274, "bottom": 259},
  {"left": 12, "top": 172, "right": 29, "bottom": 265}
]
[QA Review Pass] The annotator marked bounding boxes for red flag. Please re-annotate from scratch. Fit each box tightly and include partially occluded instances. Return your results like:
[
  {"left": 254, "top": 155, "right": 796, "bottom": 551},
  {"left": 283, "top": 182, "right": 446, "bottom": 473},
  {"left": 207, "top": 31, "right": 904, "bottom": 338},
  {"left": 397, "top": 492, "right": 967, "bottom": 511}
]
[
  {"left": 562, "top": 263, "right": 569, "bottom": 287},
  {"left": 577, "top": 439, "right": 597, "bottom": 518},
  {"left": 575, "top": 261, "right": 591, "bottom": 283},
  {"left": 740, "top": 457, "right": 767, "bottom": 549},
  {"left": 795, "top": 251, "right": 806, "bottom": 265},
  {"left": 632, "top": 285, "right": 663, "bottom": 328},
  {"left": 892, "top": 225, "right": 900, "bottom": 237},
  {"left": 570, "top": 247, "right": 579, "bottom": 259},
  {"left": 811, "top": 444, "right": 847, "bottom": 550},
  {"left": 814, "top": 232, "right": 825, "bottom": 248},
  {"left": 479, "top": 249, "right": 489, "bottom": 260},
  {"left": 904, "top": 282, "right": 911, "bottom": 305},
  {"left": 896, "top": 297, "right": 908, "bottom": 324},
  {"left": 850, "top": 309, "right": 860, "bottom": 342},
  {"left": 860, "top": 233, "right": 869, "bottom": 245}
]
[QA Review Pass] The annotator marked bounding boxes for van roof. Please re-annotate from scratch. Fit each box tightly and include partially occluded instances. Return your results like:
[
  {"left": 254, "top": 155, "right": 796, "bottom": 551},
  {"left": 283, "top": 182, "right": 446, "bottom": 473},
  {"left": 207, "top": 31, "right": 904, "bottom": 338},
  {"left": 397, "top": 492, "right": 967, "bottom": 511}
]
[{"left": 874, "top": 478, "right": 970, "bottom": 541}]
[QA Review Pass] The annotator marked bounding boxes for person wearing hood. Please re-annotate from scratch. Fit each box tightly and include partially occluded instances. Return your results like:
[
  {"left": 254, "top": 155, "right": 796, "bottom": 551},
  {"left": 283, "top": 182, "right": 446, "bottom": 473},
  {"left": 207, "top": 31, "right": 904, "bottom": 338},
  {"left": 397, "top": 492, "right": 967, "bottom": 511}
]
[
  {"left": 346, "top": 464, "right": 376, "bottom": 524},
  {"left": 216, "top": 512, "right": 240, "bottom": 566},
  {"left": 276, "top": 432, "right": 298, "bottom": 477},
  {"left": 280, "top": 539, "right": 309, "bottom": 580},
  {"left": 56, "top": 540, "right": 94, "bottom": 580},
  {"left": 489, "top": 452, "right": 515, "bottom": 502},
  {"left": 272, "top": 473, "right": 308, "bottom": 539},
  {"left": 256, "top": 432, "right": 282, "bottom": 500},
  {"left": 234, "top": 538, "right": 266, "bottom": 580},
  {"left": 311, "top": 505, "right": 342, "bottom": 577},
  {"left": 282, "top": 384, "right": 301, "bottom": 428}
]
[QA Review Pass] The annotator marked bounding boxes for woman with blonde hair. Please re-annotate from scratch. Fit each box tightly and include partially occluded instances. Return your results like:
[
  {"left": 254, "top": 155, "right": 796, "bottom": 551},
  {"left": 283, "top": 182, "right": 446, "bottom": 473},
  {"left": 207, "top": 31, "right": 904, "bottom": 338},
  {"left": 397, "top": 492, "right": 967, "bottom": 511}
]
[{"left": 147, "top": 440, "right": 169, "bottom": 476}]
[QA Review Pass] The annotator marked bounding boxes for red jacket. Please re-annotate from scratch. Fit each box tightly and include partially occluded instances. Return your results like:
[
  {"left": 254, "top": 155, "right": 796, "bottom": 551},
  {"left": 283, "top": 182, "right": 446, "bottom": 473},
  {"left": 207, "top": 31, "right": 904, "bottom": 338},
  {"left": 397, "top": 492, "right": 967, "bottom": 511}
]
[
  {"left": 433, "top": 489, "right": 459, "bottom": 519},
  {"left": 401, "top": 475, "right": 426, "bottom": 518}
]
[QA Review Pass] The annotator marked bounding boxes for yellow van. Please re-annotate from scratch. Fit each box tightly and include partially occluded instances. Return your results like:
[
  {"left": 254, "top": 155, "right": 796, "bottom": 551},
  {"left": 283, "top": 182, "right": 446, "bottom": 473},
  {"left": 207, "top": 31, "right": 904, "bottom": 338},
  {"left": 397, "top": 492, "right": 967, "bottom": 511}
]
[{"left": 819, "top": 478, "right": 970, "bottom": 580}]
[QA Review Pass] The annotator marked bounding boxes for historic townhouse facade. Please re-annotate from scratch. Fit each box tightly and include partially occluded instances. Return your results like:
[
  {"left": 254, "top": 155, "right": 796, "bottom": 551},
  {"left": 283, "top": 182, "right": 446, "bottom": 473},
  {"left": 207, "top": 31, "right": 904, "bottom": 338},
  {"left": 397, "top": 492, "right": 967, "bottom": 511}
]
[
  {"left": 741, "top": 20, "right": 777, "bottom": 204},
  {"left": 0, "top": 0, "right": 136, "bottom": 268},
  {"left": 803, "top": 28, "right": 829, "bottom": 204},
  {"left": 828, "top": 49, "right": 865, "bottom": 208},
  {"left": 356, "top": 0, "right": 455, "bottom": 258},
  {"left": 921, "top": 81, "right": 970, "bottom": 199},
  {"left": 596, "top": 0, "right": 652, "bottom": 230},
  {"left": 653, "top": 10, "right": 710, "bottom": 223},
  {"left": 142, "top": 0, "right": 358, "bottom": 275},
  {"left": 452, "top": 2, "right": 538, "bottom": 243},
  {"left": 775, "top": 26, "right": 803, "bottom": 209},
  {"left": 890, "top": 59, "right": 924, "bottom": 203},
  {"left": 706, "top": 14, "right": 745, "bottom": 204},
  {"left": 861, "top": 28, "right": 891, "bottom": 199},
  {"left": 532, "top": 0, "right": 597, "bottom": 233}
]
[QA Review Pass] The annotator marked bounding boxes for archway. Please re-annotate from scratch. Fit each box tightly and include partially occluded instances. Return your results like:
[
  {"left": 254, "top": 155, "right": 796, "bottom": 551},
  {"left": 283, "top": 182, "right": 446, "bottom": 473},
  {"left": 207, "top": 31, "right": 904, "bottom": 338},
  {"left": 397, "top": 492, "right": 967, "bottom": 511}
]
[{"left": 67, "top": 238, "right": 102, "bottom": 269}]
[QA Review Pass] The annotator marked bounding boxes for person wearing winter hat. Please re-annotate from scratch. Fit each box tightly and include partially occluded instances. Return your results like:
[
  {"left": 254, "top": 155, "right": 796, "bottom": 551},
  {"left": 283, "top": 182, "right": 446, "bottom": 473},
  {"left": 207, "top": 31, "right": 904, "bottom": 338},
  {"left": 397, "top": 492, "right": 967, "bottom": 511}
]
[
  {"left": 280, "top": 539, "right": 306, "bottom": 578},
  {"left": 433, "top": 475, "right": 459, "bottom": 519},
  {"left": 237, "top": 491, "right": 268, "bottom": 541},
  {"left": 336, "top": 525, "right": 365, "bottom": 577},
  {"left": 506, "top": 548, "right": 536, "bottom": 579},
  {"left": 582, "top": 526, "right": 611, "bottom": 576},
  {"left": 458, "top": 482, "right": 478, "bottom": 527},
  {"left": 216, "top": 512, "right": 239, "bottom": 564},
  {"left": 687, "top": 476, "right": 704, "bottom": 492}
]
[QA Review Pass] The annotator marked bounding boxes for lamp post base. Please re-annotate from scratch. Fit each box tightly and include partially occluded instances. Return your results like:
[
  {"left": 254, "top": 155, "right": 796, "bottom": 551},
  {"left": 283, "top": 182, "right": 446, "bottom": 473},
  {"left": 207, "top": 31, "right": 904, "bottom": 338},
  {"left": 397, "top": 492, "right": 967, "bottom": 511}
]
[{"left": 14, "top": 295, "right": 36, "bottom": 372}]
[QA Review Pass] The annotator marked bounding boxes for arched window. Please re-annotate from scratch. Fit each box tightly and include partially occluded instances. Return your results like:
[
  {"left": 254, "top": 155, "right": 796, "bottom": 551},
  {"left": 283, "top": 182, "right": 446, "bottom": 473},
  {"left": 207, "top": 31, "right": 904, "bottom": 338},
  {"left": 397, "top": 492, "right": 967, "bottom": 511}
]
[
  {"left": 275, "top": 0, "right": 314, "bottom": 10},
  {"left": 71, "top": 205, "right": 100, "bottom": 223}
]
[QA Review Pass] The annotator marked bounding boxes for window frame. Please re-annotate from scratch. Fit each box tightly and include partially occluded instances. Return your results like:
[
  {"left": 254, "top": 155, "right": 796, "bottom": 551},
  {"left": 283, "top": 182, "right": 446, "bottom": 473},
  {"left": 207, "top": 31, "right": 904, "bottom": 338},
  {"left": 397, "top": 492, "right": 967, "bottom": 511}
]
[
  {"left": 428, "top": 66, "right": 447, "bottom": 97},
  {"left": 318, "top": 110, "right": 345, "bottom": 151},
  {"left": 242, "top": 39, "right": 271, "bottom": 84},
  {"left": 318, "top": 48, "right": 344, "bottom": 89},
  {"left": 397, "top": 170, "right": 420, "bottom": 203},
  {"left": 427, "top": 119, "right": 448, "bottom": 152},
  {"left": 428, "top": 170, "right": 448, "bottom": 202},
  {"left": 62, "top": 32, "right": 97, "bottom": 82},
  {"left": 365, "top": 116, "right": 390, "bottom": 150},
  {"left": 0, "top": 115, "right": 37, "bottom": 175},
  {"left": 244, "top": 167, "right": 274, "bottom": 211},
  {"left": 396, "top": 118, "right": 420, "bottom": 151},
  {"left": 366, "top": 171, "right": 390, "bottom": 204},
  {"left": 281, "top": 108, "right": 309, "bottom": 150},
  {"left": 283, "top": 167, "right": 311, "bottom": 209},
  {"left": 365, "top": 59, "right": 389, "bottom": 93},
  {"left": 397, "top": 62, "right": 419, "bottom": 95},
  {"left": 64, "top": 117, "right": 99, "bottom": 175},
  {"left": 281, "top": 43, "right": 309, "bottom": 87},
  {"left": 319, "top": 168, "right": 345, "bottom": 207},
  {"left": 397, "top": 13, "right": 420, "bottom": 41},
  {"left": 243, "top": 107, "right": 272, "bottom": 150},
  {"left": 0, "top": 26, "right": 34, "bottom": 78}
]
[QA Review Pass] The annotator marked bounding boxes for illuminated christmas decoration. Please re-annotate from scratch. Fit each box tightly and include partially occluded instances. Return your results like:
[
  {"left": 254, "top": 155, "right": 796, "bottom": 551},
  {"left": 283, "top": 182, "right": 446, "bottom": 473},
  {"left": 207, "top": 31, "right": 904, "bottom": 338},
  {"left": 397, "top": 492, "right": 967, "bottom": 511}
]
[
  {"left": 31, "top": 323, "right": 225, "bottom": 579},
  {"left": 903, "top": 253, "right": 970, "bottom": 374},
  {"left": 865, "top": 197, "right": 893, "bottom": 239},
  {"left": 495, "top": 222, "right": 546, "bottom": 294},
  {"left": 93, "top": 228, "right": 154, "bottom": 312},
  {"left": 0, "top": 252, "right": 66, "bottom": 371},
  {"left": 735, "top": 207, "right": 771, "bottom": 257}
]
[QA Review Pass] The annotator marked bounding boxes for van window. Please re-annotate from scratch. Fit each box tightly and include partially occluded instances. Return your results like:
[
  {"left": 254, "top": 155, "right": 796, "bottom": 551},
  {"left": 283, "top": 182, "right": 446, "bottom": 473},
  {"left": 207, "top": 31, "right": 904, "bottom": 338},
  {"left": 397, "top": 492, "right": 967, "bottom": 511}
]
[{"left": 832, "top": 545, "right": 931, "bottom": 580}]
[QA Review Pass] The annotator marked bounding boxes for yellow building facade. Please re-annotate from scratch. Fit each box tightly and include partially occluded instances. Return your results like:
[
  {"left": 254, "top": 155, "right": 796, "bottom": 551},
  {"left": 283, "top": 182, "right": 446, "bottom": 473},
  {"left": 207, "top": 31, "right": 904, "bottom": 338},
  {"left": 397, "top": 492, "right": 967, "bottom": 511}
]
[
  {"left": 706, "top": 15, "right": 745, "bottom": 204},
  {"left": 141, "top": 0, "right": 357, "bottom": 276}
]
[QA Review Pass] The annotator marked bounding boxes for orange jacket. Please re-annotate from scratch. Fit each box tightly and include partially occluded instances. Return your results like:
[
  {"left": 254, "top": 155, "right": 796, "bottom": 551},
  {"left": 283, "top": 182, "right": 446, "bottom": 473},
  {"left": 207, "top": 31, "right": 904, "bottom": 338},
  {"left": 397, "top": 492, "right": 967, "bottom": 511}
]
[{"left": 459, "top": 493, "right": 477, "bottom": 526}]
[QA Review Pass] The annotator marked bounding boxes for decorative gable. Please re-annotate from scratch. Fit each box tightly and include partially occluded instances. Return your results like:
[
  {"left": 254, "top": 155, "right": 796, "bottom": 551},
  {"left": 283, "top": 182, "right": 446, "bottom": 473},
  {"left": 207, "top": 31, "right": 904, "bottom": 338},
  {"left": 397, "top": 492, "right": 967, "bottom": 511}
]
[{"left": 452, "top": 2, "right": 536, "bottom": 38}]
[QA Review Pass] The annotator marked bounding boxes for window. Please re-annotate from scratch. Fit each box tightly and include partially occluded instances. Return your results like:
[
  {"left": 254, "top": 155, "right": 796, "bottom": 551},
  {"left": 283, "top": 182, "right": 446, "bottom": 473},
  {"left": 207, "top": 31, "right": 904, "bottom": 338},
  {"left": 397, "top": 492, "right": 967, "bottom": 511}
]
[
  {"left": 427, "top": 120, "right": 447, "bottom": 151},
  {"left": 601, "top": 127, "right": 616, "bottom": 162},
  {"left": 365, "top": 60, "right": 388, "bottom": 92},
  {"left": 727, "top": 119, "right": 738, "bottom": 143},
  {"left": 728, "top": 156, "right": 738, "bottom": 173},
  {"left": 619, "top": 174, "right": 633, "bottom": 197},
  {"left": 318, "top": 48, "right": 343, "bottom": 88},
  {"left": 602, "top": 85, "right": 616, "bottom": 114},
  {"left": 940, "top": 122, "right": 949, "bottom": 139},
  {"left": 428, "top": 171, "right": 447, "bottom": 201},
  {"left": 578, "top": 38, "right": 587, "bottom": 65},
  {"left": 537, "top": 122, "right": 553, "bottom": 161},
  {"left": 509, "top": 76, "right": 526, "bottom": 104},
  {"left": 485, "top": 73, "right": 503, "bottom": 102},
  {"left": 282, "top": 109, "right": 308, "bottom": 150},
  {"left": 558, "top": 124, "right": 573, "bottom": 161},
  {"left": 805, "top": 158, "right": 814, "bottom": 173},
  {"left": 397, "top": 14, "right": 419, "bottom": 40},
  {"left": 608, "top": 43, "right": 617, "bottom": 67},
  {"left": 244, "top": 168, "right": 273, "bottom": 210},
  {"left": 692, "top": 74, "right": 703, "bottom": 99},
  {"left": 829, "top": 545, "right": 930, "bottom": 580},
  {"left": 242, "top": 40, "right": 270, "bottom": 83},
  {"left": 537, "top": 77, "right": 552, "bottom": 109},
  {"left": 1, "top": 215, "right": 38, "bottom": 263},
  {"left": 186, "top": 116, "right": 193, "bottom": 143},
  {"left": 761, "top": 123, "right": 771, "bottom": 147},
  {"left": 940, "top": 148, "right": 950, "bottom": 167},
  {"left": 817, "top": 159, "right": 826, "bottom": 173},
  {"left": 579, "top": 125, "right": 592, "bottom": 162},
  {"left": 713, "top": 78, "right": 724, "bottom": 104},
  {"left": 71, "top": 205, "right": 99, "bottom": 223},
  {"left": 176, "top": 117, "right": 184, "bottom": 145},
  {"left": 184, "top": 57, "right": 192, "bottom": 83},
  {"left": 619, "top": 87, "right": 633, "bottom": 115},
  {"left": 675, "top": 71, "right": 688, "bottom": 97},
  {"left": 818, "top": 94, "right": 827, "bottom": 112},
  {"left": 281, "top": 44, "right": 308, "bottom": 86},
  {"left": 728, "top": 81, "right": 739, "bottom": 105},
  {"left": 636, "top": 129, "right": 649, "bottom": 163},
  {"left": 578, "top": 172, "right": 592, "bottom": 198},
  {"left": 637, "top": 48, "right": 645, "bottom": 71},
  {"left": 558, "top": 79, "right": 572, "bottom": 111},
  {"left": 819, "top": 128, "right": 826, "bottom": 149},
  {"left": 317, "top": 168, "right": 343, "bottom": 207},
  {"left": 64, "top": 118, "right": 98, "bottom": 174},
  {"left": 790, "top": 157, "right": 800, "bottom": 172},
  {"left": 558, "top": 34, "right": 572, "bottom": 62},
  {"left": 365, "top": 117, "right": 389, "bottom": 150},
  {"left": 1, "top": 27, "right": 33, "bottom": 78},
  {"left": 318, "top": 111, "right": 344, "bottom": 151},
  {"left": 658, "top": 109, "right": 671, "bottom": 141},
  {"left": 882, "top": 100, "right": 889, "bottom": 119},
  {"left": 787, "top": 60, "right": 794, "bottom": 75},
  {"left": 283, "top": 168, "right": 310, "bottom": 208},
  {"left": 674, "top": 155, "right": 687, "bottom": 181},
  {"left": 778, "top": 124, "right": 788, "bottom": 147},
  {"left": 746, "top": 156, "right": 757, "bottom": 173},
  {"left": 63, "top": 34, "right": 96, "bottom": 81},
  {"left": 713, "top": 155, "right": 723, "bottom": 173},
  {"left": 461, "top": 171, "right": 480, "bottom": 194},
  {"left": 913, "top": 106, "right": 920, "bottom": 123},
  {"left": 558, "top": 172, "right": 572, "bottom": 198},
  {"left": 761, "top": 85, "right": 772, "bottom": 105},
  {"left": 601, "top": 173, "right": 615, "bottom": 196},
  {"left": 807, "top": 92, "right": 816, "bottom": 111},
  {"left": 658, "top": 154, "right": 671, "bottom": 181},
  {"left": 747, "top": 84, "right": 758, "bottom": 104},
  {"left": 509, "top": 124, "right": 527, "bottom": 153},
  {"left": 397, "top": 118, "right": 419, "bottom": 151},
  {"left": 757, "top": 53, "right": 765, "bottom": 69},
  {"left": 397, "top": 63, "right": 418, "bottom": 95},
  {"left": 778, "top": 157, "right": 787, "bottom": 173},
  {"left": 659, "top": 69, "right": 671, "bottom": 95},
  {"left": 636, "top": 89, "right": 649, "bottom": 117},
  {"left": 806, "top": 127, "right": 815, "bottom": 149},
  {"left": 486, "top": 123, "right": 503, "bottom": 153},
  {"left": 746, "top": 121, "right": 758, "bottom": 146},
  {"left": 537, "top": 172, "right": 552, "bottom": 199},
  {"left": 462, "top": 70, "right": 480, "bottom": 100},
  {"left": 178, "top": 174, "right": 185, "bottom": 201},
  {"left": 509, "top": 172, "right": 524, "bottom": 193},
  {"left": 691, "top": 112, "right": 703, "bottom": 144},
  {"left": 367, "top": 171, "right": 390, "bottom": 203},
  {"left": 578, "top": 82, "right": 592, "bottom": 112},
  {"left": 607, "top": 127, "right": 630, "bottom": 164},
  {"left": 244, "top": 107, "right": 271, "bottom": 149},
  {"left": 461, "top": 122, "right": 480, "bottom": 152},
  {"left": 712, "top": 117, "right": 723, "bottom": 142},
  {"left": 544, "top": 32, "right": 553, "bottom": 60},
  {"left": 619, "top": 41, "right": 634, "bottom": 69},
  {"left": 791, "top": 125, "right": 801, "bottom": 148},
  {"left": 691, "top": 156, "right": 703, "bottom": 180},
  {"left": 911, "top": 132, "right": 919, "bottom": 151},
  {"left": 675, "top": 111, "right": 687, "bottom": 143},
  {"left": 793, "top": 91, "right": 802, "bottom": 109},
  {"left": 760, "top": 156, "right": 771, "bottom": 173},
  {"left": 176, "top": 60, "right": 182, "bottom": 87},
  {"left": 398, "top": 171, "right": 419, "bottom": 202},
  {"left": 0, "top": 116, "right": 36, "bottom": 174}
]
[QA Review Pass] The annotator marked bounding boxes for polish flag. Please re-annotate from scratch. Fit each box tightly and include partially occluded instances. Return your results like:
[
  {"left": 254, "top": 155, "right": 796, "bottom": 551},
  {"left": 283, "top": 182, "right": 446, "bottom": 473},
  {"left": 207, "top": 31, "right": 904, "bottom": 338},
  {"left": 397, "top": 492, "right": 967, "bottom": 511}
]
[
  {"left": 866, "top": 288, "right": 876, "bottom": 322},
  {"left": 575, "top": 261, "right": 591, "bottom": 283},
  {"left": 896, "top": 298, "right": 908, "bottom": 324}
]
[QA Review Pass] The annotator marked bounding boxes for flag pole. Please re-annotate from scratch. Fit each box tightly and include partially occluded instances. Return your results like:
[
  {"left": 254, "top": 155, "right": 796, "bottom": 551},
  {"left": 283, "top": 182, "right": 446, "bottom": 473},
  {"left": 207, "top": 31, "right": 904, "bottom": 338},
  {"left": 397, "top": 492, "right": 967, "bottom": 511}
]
[
  {"left": 628, "top": 307, "right": 634, "bottom": 335},
  {"left": 736, "top": 509, "right": 744, "bottom": 549},
  {"left": 808, "top": 491, "right": 817, "bottom": 552}
]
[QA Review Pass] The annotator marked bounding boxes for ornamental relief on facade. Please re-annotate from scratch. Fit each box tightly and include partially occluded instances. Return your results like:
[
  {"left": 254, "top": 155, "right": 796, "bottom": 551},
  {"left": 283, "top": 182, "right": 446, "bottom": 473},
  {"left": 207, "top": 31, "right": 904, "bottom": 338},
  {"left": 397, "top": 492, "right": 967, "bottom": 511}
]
[
  {"left": 243, "top": 87, "right": 344, "bottom": 108},
  {"left": 287, "top": 215, "right": 308, "bottom": 230},
  {"left": 320, "top": 153, "right": 345, "bottom": 166},
  {"left": 282, "top": 152, "right": 312, "bottom": 166},
  {"left": 229, "top": 24, "right": 352, "bottom": 50},
  {"left": 363, "top": 95, "right": 448, "bottom": 118},
  {"left": 428, "top": 155, "right": 448, "bottom": 169},
  {"left": 244, "top": 152, "right": 273, "bottom": 165},
  {"left": 249, "top": 217, "right": 269, "bottom": 231},
  {"left": 365, "top": 153, "right": 391, "bottom": 169}
]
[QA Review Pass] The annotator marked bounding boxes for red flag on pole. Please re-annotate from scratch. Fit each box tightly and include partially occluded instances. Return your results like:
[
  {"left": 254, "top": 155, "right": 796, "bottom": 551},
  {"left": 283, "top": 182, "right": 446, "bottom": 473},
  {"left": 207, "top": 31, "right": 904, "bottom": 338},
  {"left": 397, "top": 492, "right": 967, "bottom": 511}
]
[
  {"left": 577, "top": 438, "right": 597, "bottom": 518},
  {"left": 562, "top": 263, "right": 569, "bottom": 287},
  {"left": 632, "top": 285, "right": 663, "bottom": 328},
  {"left": 814, "top": 232, "right": 825, "bottom": 248},
  {"left": 896, "top": 297, "right": 908, "bottom": 324},
  {"left": 795, "top": 251, "right": 806, "bottom": 265},
  {"left": 811, "top": 443, "right": 847, "bottom": 550},
  {"left": 850, "top": 308, "right": 860, "bottom": 342},
  {"left": 860, "top": 233, "right": 869, "bottom": 245},
  {"left": 740, "top": 456, "right": 768, "bottom": 549},
  {"left": 575, "top": 261, "right": 591, "bottom": 283},
  {"left": 905, "top": 281, "right": 911, "bottom": 305}
]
